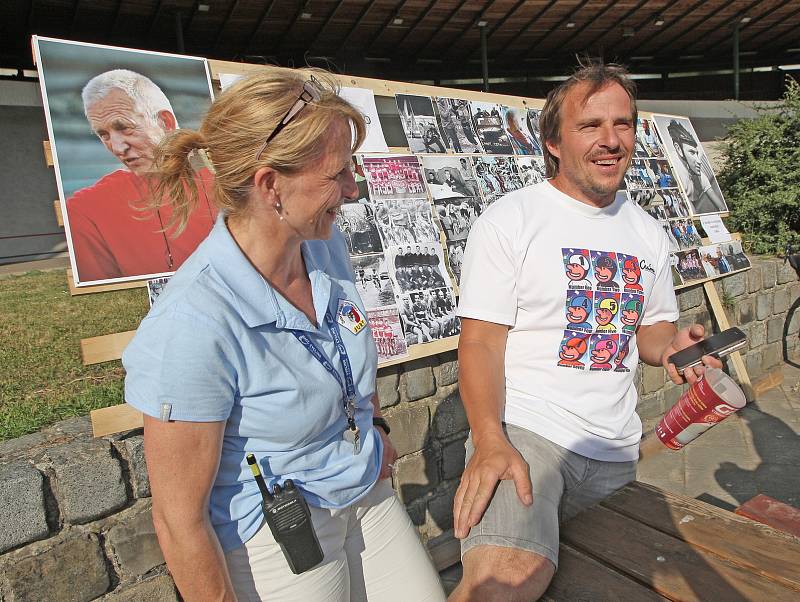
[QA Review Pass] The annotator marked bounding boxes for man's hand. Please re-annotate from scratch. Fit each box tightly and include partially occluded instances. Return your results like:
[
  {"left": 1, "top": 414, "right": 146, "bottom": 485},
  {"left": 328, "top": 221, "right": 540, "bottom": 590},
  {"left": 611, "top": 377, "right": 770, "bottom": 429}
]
[
  {"left": 662, "top": 323, "right": 723, "bottom": 385},
  {"left": 453, "top": 432, "right": 533, "bottom": 539}
]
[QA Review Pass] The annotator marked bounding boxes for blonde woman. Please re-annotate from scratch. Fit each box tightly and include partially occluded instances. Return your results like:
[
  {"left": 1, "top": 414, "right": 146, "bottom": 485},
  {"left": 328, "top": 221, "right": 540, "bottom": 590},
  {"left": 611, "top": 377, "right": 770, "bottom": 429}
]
[{"left": 123, "top": 69, "right": 445, "bottom": 602}]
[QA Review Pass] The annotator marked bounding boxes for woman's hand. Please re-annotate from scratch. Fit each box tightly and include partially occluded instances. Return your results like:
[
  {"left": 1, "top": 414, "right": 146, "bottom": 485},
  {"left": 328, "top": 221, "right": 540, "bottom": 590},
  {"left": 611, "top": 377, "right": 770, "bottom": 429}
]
[{"left": 377, "top": 426, "right": 398, "bottom": 479}]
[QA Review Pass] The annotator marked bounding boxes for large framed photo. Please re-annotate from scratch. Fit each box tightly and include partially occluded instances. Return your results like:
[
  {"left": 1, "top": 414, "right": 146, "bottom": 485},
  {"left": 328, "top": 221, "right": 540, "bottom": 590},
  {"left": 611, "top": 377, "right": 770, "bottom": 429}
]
[
  {"left": 33, "top": 37, "right": 215, "bottom": 286},
  {"left": 652, "top": 114, "right": 728, "bottom": 216}
]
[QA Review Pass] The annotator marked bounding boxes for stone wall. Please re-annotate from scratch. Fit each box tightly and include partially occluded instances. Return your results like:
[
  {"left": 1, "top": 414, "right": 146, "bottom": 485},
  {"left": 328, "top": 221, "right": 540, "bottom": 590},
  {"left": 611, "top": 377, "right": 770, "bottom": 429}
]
[{"left": 1, "top": 257, "right": 797, "bottom": 601}]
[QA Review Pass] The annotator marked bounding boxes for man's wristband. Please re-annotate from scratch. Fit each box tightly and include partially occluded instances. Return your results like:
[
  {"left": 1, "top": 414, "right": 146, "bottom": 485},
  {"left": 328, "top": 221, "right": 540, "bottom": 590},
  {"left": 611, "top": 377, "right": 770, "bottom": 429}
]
[{"left": 372, "top": 417, "right": 391, "bottom": 436}]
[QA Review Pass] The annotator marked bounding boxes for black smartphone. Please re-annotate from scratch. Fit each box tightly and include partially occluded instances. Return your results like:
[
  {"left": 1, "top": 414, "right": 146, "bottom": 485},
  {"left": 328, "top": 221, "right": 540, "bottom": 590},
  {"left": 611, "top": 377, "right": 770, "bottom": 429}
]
[{"left": 668, "top": 327, "right": 747, "bottom": 373}]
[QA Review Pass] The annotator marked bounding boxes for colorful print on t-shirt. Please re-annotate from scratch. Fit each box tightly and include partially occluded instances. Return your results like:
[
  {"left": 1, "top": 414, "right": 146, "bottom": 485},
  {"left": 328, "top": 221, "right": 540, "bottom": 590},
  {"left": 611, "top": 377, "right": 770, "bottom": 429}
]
[
  {"left": 565, "top": 290, "right": 593, "bottom": 332},
  {"left": 619, "top": 254, "right": 644, "bottom": 293},
  {"left": 591, "top": 250, "right": 620, "bottom": 291},
  {"left": 620, "top": 293, "right": 644, "bottom": 335},
  {"left": 589, "top": 334, "right": 619, "bottom": 371},
  {"left": 563, "top": 248, "right": 592, "bottom": 290},
  {"left": 558, "top": 248, "right": 648, "bottom": 371},
  {"left": 614, "top": 334, "right": 633, "bottom": 372},
  {"left": 557, "top": 330, "right": 591, "bottom": 369}
]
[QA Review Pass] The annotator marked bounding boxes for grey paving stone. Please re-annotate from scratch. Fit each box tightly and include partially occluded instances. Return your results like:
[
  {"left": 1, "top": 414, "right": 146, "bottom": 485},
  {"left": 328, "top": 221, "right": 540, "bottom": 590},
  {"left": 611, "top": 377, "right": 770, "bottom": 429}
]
[
  {"left": 106, "top": 504, "right": 164, "bottom": 579},
  {"left": 46, "top": 438, "right": 128, "bottom": 525},
  {"left": 1, "top": 532, "right": 110, "bottom": 602},
  {"left": 767, "top": 316, "right": 784, "bottom": 344},
  {"left": 746, "top": 266, "right": 762, "bottom": 294},
  {"left": 441, "top": 437, "right": 467, "bottom": 481},
  {"left": 773, "top": 286, "right": 792, "bottom": 315},
  {"left": 723, "top": 273, "right": 746, "bottom": 298},
  {"left": 433, "top": 352, "right": 459, "bottom": 387},
  {"left": 431, "top": 391, "right": 468, "bottom": 439},
  {"left": 385, "top": 403, "right": 430, "bottom": 457},
  {"left": 678, "top": 287, "right": 703, "bottom": 311},
  {"left": 736, "top": 297, "right": 754, "bottom": 324},
  {"left": 761, "top": 261, "right": 777, "bottom": 289},
  {"left": 376, "top": 368, "right": 400, "bottom": 408},
  {"left": 100, "top": 575, "right": 178, "bottom": 602},
  {"left": 756, "top": 293, "right": 772, "bottom": 320},
  {"left": 400, "top": 357, "right": 436, "bottom": 402},
  {"left": 394, "top": 449, "right": 439, "bottom": 504},
  {"left": 0, "top": 462, "right": 49, "bottom": 553},
  {"left": 748, "top": 321, "right": 766, "bottom": 348},
  {"left": 119, "top": 435, "right": 149, "bottom": 499},
  {"left": 777, "top": 261, "right": 799, "bottom": 285}
]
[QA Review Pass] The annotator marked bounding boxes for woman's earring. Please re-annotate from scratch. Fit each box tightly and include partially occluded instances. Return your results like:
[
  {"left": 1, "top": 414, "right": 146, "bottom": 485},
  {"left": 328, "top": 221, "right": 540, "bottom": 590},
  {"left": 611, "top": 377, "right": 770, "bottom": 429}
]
[{"left": 274, "top": 202, "right": 284, "bottom": 221}]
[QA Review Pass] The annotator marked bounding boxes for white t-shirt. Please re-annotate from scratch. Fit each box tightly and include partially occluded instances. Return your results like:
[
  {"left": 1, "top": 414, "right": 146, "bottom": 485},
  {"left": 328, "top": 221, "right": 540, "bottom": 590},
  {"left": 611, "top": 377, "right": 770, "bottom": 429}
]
[{"left": 457, "top": 181, "right": 679, "bottom": 461}]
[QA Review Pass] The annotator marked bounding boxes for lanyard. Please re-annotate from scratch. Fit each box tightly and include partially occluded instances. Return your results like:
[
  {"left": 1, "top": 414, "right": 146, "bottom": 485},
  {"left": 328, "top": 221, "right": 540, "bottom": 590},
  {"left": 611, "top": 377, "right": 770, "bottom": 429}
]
[{"left": 289, "top": 311, "right": 357, "bottom": 429}]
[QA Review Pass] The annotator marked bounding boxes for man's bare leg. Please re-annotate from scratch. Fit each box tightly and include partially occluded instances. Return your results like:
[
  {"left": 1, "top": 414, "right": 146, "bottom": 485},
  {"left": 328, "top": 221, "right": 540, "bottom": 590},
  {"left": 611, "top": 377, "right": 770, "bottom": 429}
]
[{"left": 448, "top": 545, "right": 555, "bottom": 602}]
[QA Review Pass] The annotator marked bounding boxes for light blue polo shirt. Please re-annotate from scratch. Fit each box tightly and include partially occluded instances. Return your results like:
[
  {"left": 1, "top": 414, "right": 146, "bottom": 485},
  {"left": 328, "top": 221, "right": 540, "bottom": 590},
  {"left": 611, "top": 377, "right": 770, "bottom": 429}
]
[{"left": 123, "top": 215, "right": 382, "bottom": 553}]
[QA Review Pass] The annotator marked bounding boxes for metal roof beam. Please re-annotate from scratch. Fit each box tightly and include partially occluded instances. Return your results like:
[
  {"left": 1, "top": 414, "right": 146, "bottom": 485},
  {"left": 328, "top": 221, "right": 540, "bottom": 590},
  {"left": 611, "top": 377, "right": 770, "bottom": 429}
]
[{"left": 524, "top": 0, "right": 593, "bottom": 59}]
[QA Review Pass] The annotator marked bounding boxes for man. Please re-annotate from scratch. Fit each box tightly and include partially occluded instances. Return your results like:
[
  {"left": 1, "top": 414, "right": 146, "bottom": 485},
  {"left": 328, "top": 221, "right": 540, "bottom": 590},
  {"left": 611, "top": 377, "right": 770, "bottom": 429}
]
[
  {"left": 451, "top": 62, "right": 721, "bottom": 600},
  {"left": 66, "top": 69, "right": 216, "bottom": 282},
  {"left": 666, "top": 119, "right": 726, "bottom": 214}
]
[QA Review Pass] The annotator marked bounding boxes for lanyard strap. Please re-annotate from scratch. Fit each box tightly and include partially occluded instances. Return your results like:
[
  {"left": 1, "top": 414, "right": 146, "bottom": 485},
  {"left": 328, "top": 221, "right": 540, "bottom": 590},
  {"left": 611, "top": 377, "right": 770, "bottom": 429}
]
[{"left": 290, "top": 311, "right": 356, "bottom": 428}]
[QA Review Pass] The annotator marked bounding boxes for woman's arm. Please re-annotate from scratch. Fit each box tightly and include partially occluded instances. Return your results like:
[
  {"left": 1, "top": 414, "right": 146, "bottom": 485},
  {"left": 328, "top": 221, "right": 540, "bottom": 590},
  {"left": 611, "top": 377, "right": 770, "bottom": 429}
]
[
  {"left": 370, "top": 393, "right": 397, "bottom": 479},
  {"left": 143, "top": 416, "right": 237, "bottom": 601}
]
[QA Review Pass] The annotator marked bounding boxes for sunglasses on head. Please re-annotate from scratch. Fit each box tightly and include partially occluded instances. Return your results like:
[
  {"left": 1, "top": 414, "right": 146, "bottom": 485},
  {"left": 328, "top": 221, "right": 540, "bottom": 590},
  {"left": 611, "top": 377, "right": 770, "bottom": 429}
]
[{"left": 255, "top": 75, "right": 322, "bottom": 161}]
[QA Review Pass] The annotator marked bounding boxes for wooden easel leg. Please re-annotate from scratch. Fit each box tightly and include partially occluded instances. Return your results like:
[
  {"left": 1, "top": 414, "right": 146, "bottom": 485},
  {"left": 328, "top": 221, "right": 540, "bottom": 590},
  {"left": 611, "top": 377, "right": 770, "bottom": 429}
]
[{"left": 703, "top": 281, "right": 752, "bottom": 394}]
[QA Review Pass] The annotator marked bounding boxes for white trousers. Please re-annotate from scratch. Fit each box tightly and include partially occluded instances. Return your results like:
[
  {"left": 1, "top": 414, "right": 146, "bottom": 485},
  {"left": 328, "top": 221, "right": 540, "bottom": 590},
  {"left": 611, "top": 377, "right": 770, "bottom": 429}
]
[{"left": 225, "top": 480, "right": 446, "bottom": 601}]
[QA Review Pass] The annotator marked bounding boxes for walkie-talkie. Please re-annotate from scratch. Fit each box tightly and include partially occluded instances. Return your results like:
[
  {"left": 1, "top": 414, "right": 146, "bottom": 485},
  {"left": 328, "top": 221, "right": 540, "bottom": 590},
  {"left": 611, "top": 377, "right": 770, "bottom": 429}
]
[{"left": 246, "top": 454, "right": 324, "bottom": 574}]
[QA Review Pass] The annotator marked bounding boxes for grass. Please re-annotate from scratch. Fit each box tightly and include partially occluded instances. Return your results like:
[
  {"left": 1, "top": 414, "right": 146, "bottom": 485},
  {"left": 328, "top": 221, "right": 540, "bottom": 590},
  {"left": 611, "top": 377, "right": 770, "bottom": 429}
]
[{"left": 0, "top": 269, "right": 149, "bottom": 441}]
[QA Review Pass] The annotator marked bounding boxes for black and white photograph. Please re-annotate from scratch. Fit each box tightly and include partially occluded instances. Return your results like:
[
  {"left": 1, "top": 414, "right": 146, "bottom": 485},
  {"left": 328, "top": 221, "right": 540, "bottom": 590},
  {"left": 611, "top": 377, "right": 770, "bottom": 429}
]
[
  {"left": 385, "top": 243, "right": 451, "bottom": 294},
  {"left": 362, "top": 155, "right": 427, "bottom": 201},
  {"left": 624, "top": 158, "right": 656, "bottom": 191},
  {"left": 432, "top": 195, "right": 485, "bottom": 243},
  {"left": 395, "top": 93, "right": 447, "bottom": 153},
  {"left": 527, "top": 109, "right": 544, "bottom": 153},
  {"left": 434, "top": 97, "right": 483, "bottom": 153},
  {"left": 367, "top": 306, "right": 409, "bottom": 362},
  {"left": 469, "top": 101, "right": 514, "bottom": 154},
  {"left": 33, "top": 36, "right": 216, "bottom": 286},
  {"left": 373, "top": 198, "right": 440, "bottom": 248},
  {"left": 335, "top": 202, "right": 383, "bottom": 256},
  {"left": 516, "top": 156, "right": 547, "bottom": 187},
  {"left": 445, "top": 239, "right": 467, "bottom": 284},
  {"left": 721, "top": 239, "right": 751, "bottom": 271},
  {"left": 670, "top": 254, "right": 684, "bottom": 286},
  {"left": 635, "top": 118, "right": 665, "bottom": 158},
  {"left": 350, "top": 254, "right": 396, "bottom": 309},
  {"left": 502, "top": 107, "right": 541, "bottom": 155},
  {"left": 661, "top": 220, "right": 681, "bottom": 252},
  {"left": 420, "top": 156, "right": 481, "bottom": 200},
  {"left": 653, "top": 115, "right": 728, "bottom": 215},
  {"left": 669, "top": 218, "right": 703, "bottom": 250},
  {"left": 629, "top": 188, "right": 690, "bottom": 221},
  {"left": 673, "top": 249, "right": 708, "bottom": 283},
  {"left": 399, "top": 287, "right": 461, "bottom": 346},
  {"left": 472, "top": 156, "right": 523, "bottom": 203},
  {"left": 147, "top": 276, "right": 171, "bottom": 307}
]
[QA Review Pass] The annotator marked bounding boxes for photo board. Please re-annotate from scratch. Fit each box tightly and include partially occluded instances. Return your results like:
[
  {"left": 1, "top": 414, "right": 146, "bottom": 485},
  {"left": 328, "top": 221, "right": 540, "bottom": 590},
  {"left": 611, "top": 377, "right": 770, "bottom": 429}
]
[{"left": 33, "top": 36, "right": 216, "bottom": 288}]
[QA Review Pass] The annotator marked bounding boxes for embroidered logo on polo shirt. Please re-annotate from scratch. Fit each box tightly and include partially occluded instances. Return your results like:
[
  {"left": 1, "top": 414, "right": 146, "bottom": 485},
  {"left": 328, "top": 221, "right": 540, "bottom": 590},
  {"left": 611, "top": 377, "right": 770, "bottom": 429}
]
[{"left": 337, "top": 299, "right": 366, "bottom": 334}]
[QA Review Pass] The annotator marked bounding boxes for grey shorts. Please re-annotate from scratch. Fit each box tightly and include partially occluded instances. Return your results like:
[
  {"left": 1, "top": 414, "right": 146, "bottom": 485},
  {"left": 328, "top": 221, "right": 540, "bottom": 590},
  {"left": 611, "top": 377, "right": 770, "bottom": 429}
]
[{"left": 460, "top": 424, "right": 636, "bottom": 569}]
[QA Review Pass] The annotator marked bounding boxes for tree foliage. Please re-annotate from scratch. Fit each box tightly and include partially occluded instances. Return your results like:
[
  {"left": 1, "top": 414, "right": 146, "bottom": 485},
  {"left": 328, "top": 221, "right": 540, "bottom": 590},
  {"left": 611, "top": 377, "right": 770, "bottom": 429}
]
[{"left": 718, "top": 76, "right": 800, "bottom": 254}]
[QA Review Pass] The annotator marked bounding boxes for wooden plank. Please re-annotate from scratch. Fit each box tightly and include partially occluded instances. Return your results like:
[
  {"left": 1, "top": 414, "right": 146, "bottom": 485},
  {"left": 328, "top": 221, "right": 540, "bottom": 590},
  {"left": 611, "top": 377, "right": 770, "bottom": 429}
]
[
  {"left": 43, "top": 140, "right": 53, "bottom": 166},
  {"left": 735, "top": 494, "right": 800, "bottom": 539},
  {"left": 672, "top": 263, "right": 750, "bottom": 291},
  {"left": 207, "top": 59, "right": 545, "bottom": 108},
  {"left": 703, "top": 280, "right": 752, "bottom": 391},
  {"left": 54, "top": 200, "right": 63, "bottom": 227},
  {"left": 66, "top": 269, "right": 147, "bottom": 296},
  {"left": 378, "top": 336, "right": 458, "bottom": 369},
  {"left": 599, "top": 482, "right": 800, "bottom": 592},
  {"left": 80, "top": 330, "right": 135, "bottom": 365},
  {"left": 563, "top": 502, "right": 800, "bottom": 601},
  {"left": 91, "top": 403, "right": 143, "bottom": 437},
  {"left": 543, "top": 543, "right": 668, "bottom": 601}
]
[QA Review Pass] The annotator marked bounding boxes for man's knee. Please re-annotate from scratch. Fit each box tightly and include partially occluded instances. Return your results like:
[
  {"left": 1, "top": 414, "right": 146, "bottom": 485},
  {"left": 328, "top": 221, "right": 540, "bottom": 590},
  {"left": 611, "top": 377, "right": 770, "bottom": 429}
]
[{"left": 452, "top": 545, "right": 555, "bottom": 601}]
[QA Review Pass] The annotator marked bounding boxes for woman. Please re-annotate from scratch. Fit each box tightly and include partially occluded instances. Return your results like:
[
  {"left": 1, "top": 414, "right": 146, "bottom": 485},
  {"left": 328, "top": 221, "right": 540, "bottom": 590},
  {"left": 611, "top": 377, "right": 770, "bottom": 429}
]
[{"left": 122, "top": 69, "right": 445, "bottom": 601}]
